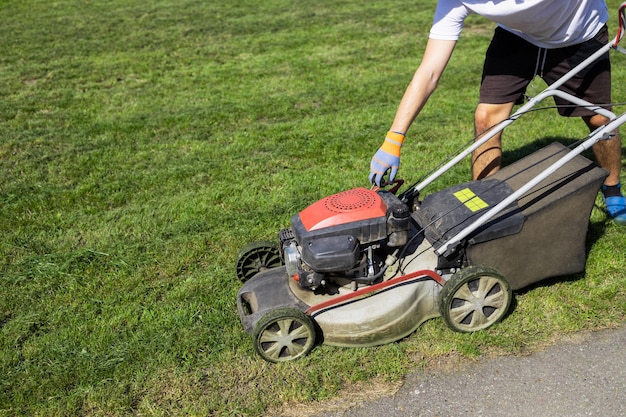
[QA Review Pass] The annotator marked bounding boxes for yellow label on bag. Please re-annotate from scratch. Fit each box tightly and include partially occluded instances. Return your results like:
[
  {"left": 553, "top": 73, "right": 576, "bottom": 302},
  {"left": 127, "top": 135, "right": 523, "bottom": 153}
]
[{"left": 453, "top": 188, "right": 489, "bottom": 212}]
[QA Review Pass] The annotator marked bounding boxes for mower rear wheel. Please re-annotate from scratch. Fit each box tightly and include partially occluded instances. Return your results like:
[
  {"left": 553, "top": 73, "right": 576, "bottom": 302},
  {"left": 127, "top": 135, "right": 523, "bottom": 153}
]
[
  {"left": 440, "top": 265, "right": 512, "bottom": 333},
  {"left": 235, "top": 240, "right": 282, "bottom": 282},
  {"left": 253, "top": 308, "right": 316, "bottom": 363}
]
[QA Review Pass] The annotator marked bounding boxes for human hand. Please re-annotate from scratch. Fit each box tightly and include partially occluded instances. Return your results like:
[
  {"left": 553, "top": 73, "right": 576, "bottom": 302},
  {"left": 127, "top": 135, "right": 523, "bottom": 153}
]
[{"left": 369, "top": 131, "right": 405, "bottom": 186}]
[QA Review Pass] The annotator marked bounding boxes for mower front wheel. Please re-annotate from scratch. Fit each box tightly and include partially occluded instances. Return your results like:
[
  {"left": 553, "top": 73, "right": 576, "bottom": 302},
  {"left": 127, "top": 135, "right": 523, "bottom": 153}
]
[
  {"left": 252, "top": 308, "right": 316, "bottom": 363},
  {"left": 235, "top": 240, "right": 282, "bottom": 283},
  {"left": 440, "top": 265, "right": 512, "bottom": 333}
]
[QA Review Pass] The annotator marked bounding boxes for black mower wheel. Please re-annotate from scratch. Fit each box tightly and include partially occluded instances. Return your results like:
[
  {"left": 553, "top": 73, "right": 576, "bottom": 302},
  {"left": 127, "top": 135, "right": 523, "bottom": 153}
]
[
  {"left": 440, "top": 265, "right": 512, "bottom": 333},
  {"left": 252, "top": 308, "right": 316, "bottom": 363},
  {"left": 235, "top": 240, "right": 282, "bottom": 283}
]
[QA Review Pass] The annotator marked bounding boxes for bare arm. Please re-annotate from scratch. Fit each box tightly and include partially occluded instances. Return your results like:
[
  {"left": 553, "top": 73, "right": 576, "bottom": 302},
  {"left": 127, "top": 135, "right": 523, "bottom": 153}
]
[
  {"left": 369, "top": 38, "right": 457, "bottom": 186},
  {"left": 390, "top": 38, "right": 457, "bottom": 134}
]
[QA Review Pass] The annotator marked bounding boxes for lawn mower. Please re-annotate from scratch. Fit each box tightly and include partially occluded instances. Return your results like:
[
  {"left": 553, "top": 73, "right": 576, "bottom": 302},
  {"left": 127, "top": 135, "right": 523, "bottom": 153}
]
[{"left": 234, "top": 4, "right": 626, "bottom": 363}]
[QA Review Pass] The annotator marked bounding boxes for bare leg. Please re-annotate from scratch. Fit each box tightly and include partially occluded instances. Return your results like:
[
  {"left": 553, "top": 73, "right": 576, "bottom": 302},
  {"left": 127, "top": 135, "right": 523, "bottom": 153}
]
[
  {"left": 583, "top": 113, "right": 626, "bottom": 224},
  {"left": 472, "top": 102, "right": 515, "bottom": 180},
  {"left": 583, "top": 114, "right": 623, "bottom": 187}
]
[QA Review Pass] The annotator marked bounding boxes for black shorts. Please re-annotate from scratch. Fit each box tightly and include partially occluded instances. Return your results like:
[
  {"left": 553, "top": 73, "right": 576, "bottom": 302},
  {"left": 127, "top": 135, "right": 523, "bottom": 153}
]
[{"left": 480, "top": 26, "right": 612, "bottom": 117}]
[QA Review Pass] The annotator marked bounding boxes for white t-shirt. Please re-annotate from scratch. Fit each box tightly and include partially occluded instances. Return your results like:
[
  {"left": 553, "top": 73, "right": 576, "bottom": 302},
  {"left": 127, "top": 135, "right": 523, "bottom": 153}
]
[{"left": 430, "top": 0, "right": 609, "bottom": 48}]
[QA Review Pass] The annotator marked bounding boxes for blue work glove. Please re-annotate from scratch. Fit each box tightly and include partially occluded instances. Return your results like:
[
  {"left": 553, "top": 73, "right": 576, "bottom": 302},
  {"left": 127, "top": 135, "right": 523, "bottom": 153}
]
[{"left": 369, "top": 131, "right": 405, "bottom": 186}]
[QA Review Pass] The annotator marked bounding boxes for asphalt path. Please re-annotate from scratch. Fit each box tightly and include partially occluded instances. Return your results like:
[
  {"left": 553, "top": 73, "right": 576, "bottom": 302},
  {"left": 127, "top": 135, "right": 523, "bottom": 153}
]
[{"left": 311, "top": 325, "right": 626, "bottom": 417}]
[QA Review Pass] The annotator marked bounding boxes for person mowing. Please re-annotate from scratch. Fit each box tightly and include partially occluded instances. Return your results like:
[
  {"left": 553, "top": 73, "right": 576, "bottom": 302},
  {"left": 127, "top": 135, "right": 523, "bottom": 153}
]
[{"left": 369, "top": 0, "right": 626, "bottom": 225}]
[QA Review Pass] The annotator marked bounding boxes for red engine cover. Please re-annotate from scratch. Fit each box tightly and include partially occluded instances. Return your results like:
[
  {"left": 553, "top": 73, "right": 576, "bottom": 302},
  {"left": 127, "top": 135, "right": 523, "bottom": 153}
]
[{"left": 299, "top": 187, "right": 387, "bottom": 231}]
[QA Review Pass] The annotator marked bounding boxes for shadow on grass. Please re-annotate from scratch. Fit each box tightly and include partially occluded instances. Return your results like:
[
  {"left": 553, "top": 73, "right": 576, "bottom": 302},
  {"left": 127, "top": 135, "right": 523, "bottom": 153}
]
[{"left": 501, "top": 135, "right": 625, "bottom": 172}]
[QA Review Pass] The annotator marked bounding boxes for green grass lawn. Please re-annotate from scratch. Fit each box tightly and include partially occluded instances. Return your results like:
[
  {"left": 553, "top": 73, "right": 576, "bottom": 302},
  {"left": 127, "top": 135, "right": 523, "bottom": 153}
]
[{"left": 1, "top": 0, "right": 625, "bottom": 415}]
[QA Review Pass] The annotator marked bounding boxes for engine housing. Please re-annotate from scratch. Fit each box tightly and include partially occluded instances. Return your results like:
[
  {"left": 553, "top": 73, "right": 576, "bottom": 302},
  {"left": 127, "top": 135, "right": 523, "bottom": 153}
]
[{"left": 282, "top": 187, "right": 410, "bottom": 288}]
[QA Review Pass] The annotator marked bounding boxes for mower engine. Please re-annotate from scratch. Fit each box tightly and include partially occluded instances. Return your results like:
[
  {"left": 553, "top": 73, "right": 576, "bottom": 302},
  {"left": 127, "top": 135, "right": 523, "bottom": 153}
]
[{"left": 279, "top": 187, "right": 411, "bottom": 290}]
